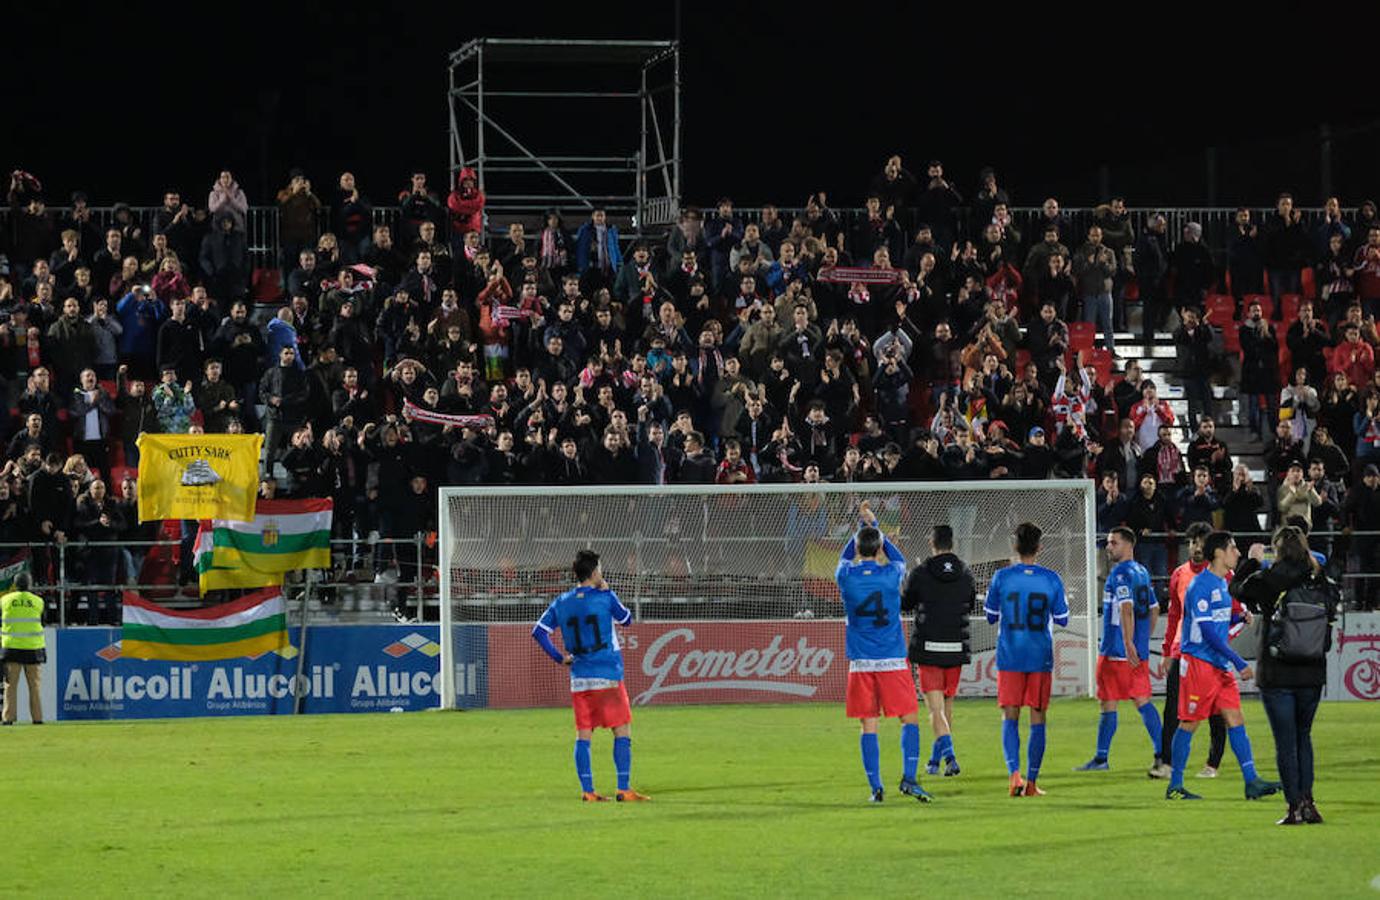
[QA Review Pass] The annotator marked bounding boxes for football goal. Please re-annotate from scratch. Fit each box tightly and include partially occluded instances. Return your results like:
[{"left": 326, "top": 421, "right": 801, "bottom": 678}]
[{"left": 437, "top": 480, "right": 1097, "bottom": 711}]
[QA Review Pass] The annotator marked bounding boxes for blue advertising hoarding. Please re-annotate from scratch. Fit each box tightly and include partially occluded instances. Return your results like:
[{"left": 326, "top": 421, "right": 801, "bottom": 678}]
[{"left": 56, "top": 624, "right": 488, "bottom": 720}]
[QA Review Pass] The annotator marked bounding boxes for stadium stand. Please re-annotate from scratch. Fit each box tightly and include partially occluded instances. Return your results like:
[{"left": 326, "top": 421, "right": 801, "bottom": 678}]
[{"left": 2, "top": 164, "right": 1379, "bottom": 618}]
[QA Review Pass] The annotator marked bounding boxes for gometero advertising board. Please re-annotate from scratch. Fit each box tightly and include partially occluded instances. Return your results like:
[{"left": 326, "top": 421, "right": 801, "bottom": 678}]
[
  {"left": 38, "top": 613, "right": 1380, "bottom": 720},
  {"left": 56, "top": 625, "right": 445, "bottom": 720}
]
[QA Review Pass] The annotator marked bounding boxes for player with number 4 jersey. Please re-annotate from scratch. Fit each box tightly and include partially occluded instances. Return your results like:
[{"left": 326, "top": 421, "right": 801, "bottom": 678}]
[
  {"left": 984, "top": 522, "right": 1070, "bottom": 797},
  {"left": 837, "top": 501, "right": 930, "bottom": 804},
  {"left": 532, "top": 550, "right": 649, "bottom": 803}
]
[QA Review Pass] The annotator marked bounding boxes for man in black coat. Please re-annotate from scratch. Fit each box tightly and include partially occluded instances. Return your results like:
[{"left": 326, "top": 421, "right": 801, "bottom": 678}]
[
  {"left": 901, "top": 524, "right": 975, "bottom": 777},
  {"left": 1344, "top": 464, "right": 1380, "bottom": 610},
  {"left": 1134, "top": 214, "right": 1170, "bottom": 344},
  {"left": 675, "top": 431, "right": 717, "bottom": 483},
  {"left": 259, "top": 345, "right": 310, "bottom": 464}
]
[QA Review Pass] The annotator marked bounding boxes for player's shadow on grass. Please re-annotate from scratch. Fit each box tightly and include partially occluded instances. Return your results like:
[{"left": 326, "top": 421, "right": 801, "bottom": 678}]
[{"left": 647, "top": 781, "right": 816, "bottom": 796}]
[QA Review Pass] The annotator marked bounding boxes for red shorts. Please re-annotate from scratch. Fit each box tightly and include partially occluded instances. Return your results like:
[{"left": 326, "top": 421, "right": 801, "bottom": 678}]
[
  {"left": 996, "top": 670, "right": 1052, "bottom": 710},
  {"left": 846, "top": 669, "right": 919, "bottom": 719},
  {"left": 1178, "top": 655, "right": 1240, "bottom": 722},
  {"left": 1096, "top": 656, "right": 1153, "bottom": 702},
  {"left": 915, "top": 664, "right": 962, "bottom": 698},
  {"left": 571, "top": 683, "right": 632, "bottom": 730}
]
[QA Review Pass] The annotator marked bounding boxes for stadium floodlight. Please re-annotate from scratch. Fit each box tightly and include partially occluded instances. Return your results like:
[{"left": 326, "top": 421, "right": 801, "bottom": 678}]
[{"left": 437, "top": 480, "right": 1097, "bottom": 711}]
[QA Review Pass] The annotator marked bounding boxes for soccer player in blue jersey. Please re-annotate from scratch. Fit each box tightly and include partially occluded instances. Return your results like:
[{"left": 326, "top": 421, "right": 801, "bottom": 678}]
[
  {"left": 1075, "top": 527, "right": 1163, "bottom": 773},
  {"left": 532, "top": 549, "right": 650, "bottom": 803},
  {"left": 1165, "top": 531, "right": 1281, "bottom": 801},
  {"left": 984, "top": 522, "right": 1069, "bottom": 797},
  {"left": 837, "top": 501, "right": 930, "bottom": 804}
]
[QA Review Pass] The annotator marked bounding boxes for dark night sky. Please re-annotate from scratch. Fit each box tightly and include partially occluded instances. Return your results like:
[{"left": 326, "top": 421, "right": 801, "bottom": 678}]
[{"left": 5, "top": 1, "right": 1379, "bottom": 211}]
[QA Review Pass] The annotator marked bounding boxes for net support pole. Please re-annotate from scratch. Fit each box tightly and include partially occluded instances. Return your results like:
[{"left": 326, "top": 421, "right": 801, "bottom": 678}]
[
  {"left": 57, "top": 543, "right": 67, "bottom": 628},
  {"left": 1082, "top": 479, "right": 1098, "bottom": 699},
  {"left": 439, "top": 505, "right": 456, "bottom": 710},
  {"left": 415, "top": 532, "right": 426, "bottom": 623}
]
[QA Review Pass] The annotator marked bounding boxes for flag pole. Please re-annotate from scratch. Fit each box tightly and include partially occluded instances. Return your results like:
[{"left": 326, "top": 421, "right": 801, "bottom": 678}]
[{"left": 292, "top": 581, "right": 311, "bottom": 715}]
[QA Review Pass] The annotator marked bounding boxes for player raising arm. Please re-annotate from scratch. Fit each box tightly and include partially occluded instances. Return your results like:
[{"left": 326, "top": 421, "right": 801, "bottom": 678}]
[
  {"left": 1164, "top": 531, "right": 1280, "bottom": 801},
  {"left": 1075, "top": 527, "right": 1163, "bottom": 773},
  {"left": 532, "top": 549, "right": 650, "bottom": 803},
  {"left": 984, "top": 522, "right": 1069, "bottom": 797},
  {"left": 837, "top": 501, "right": 931, "bottom": 804}
]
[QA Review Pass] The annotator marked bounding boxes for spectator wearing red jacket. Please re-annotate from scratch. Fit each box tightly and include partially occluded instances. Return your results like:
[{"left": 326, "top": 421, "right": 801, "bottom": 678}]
[
  {"left": 714, "top": 438, "right": 756, "bottom": 485},
  {"left": 1329, "top": 322, "right": 1376, "bottom": 389},
  {"left": 1129, "top": 380, "right": 1175, "bottom": 452},
  {"left": 446, "top": 167, "right": 485, "bottom": 241}
]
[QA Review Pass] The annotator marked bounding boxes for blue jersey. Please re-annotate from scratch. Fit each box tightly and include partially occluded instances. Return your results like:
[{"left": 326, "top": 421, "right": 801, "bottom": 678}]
[
  {"left": 1099, "top": 559, "right": 1154, "bottom": 661},
  {"left": 1181, "top": 569, "right": 1235, "bottom": 671},
  {"left": 984, "top": 563, "right": 1070, "bottom": 673},
  {"left": 836, "top": 534, "right": 907, "bottom": 671},
  {"left": 535, "top": 586, "right": 633, "bottom": 691}
]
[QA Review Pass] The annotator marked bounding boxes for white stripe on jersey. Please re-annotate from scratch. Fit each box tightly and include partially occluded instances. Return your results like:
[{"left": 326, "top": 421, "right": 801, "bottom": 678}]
[
  {"left": 848, "top": 658, "right": 908, "bottom": 673},
  {"left": 923, "top": 641, "right": 964, "bottom": 653},
  {"left": 570, "top": 677, "right": 621, "bottom": 693}
]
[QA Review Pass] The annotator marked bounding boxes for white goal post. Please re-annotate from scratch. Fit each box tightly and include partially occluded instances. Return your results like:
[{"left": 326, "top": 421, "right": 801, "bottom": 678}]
[{"left": 437, "top": 480, "right": 1098, "bottom": 711}]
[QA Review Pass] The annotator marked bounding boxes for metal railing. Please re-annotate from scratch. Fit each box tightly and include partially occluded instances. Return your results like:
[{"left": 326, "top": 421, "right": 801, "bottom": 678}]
[
  {"left": 11, "top": 523, "right": 1377, "bottom": 630},
  {"left": 3, "top": 203, "right": 1347, "bottom": 277},
  {"left": 1094, "top": 528, "right": 1380, "bottom": 601},
  {"left": 4, "top": 535, "right": 434, "bottom": 628}
]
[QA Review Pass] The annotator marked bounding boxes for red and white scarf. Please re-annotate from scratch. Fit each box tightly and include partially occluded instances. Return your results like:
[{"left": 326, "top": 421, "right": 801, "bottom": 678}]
[{"left": 402, "top": 399, "right": 494, "bottom": 429}]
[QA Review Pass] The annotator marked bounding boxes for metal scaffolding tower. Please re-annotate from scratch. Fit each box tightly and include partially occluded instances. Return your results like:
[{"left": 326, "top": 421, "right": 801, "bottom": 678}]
[{"left": 447, "top": 38, "right": 681, "bottom": 232}]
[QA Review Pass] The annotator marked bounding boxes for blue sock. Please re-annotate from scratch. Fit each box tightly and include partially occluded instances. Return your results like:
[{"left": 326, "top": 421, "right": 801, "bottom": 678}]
[
  {"left": 901, "top": 723, "right": 921, "bottom": 781},
  {"left": 860, "top": 733, "right": 882, "bottom": 791},
  {"left": 1095, "top": 711, "right": 1117, "bottom": 761},
  {"left": 575, "top": 739, "right": 594, "bottom": 793},
  {"left": 928, "top": 737, "right": 942, "bottom": 767},
  {"left": 1027, "top": 723, "right": 1047, "bottom": 783},
  {"left": 1139, "top": 703, "right": 1164, "bottom": 759},
  {"left": 613, "top": 736, "right": 632, "bottom": 791},
  {"left": 1001, "top": 719, "right": 1020, "bottom": 775},
  {"left": 937, "top": 733, "right": 955, "bottom": 763},
  {"left": 1227, "top": 725, "right": 1258, "bottom": 783},
  {"left": 1169, "top": 728, "right": 1194, "bottom": 789}
]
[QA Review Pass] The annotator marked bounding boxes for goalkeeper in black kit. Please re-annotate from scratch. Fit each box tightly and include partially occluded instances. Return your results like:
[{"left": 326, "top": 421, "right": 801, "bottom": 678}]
[{"left": 901, "top": 525, "right": 975, "bottom": 777}]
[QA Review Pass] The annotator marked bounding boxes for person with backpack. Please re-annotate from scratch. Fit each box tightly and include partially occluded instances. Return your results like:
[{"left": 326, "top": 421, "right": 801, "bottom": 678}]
[{"left": 1230, "top": 525, "right": 1339, "bottom": 826}]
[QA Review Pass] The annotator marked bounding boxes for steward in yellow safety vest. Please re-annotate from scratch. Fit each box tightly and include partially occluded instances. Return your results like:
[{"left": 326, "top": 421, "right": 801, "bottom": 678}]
[{"left": 1, "top": 572, "right": 46, "bottom": 725}]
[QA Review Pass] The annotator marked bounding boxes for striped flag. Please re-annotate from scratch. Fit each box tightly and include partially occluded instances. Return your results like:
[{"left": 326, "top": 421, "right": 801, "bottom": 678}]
[
  {"left": 194, "top": 524, "right": 282, "bottom": 592},
  {"left": 208, "top": 498, "right": 333, "bottom": 575},
  {"left": 121, "top": 587, "right": 289, "bottom": 661}
]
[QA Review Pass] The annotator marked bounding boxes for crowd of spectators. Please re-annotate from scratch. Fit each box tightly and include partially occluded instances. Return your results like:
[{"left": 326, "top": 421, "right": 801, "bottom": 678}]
[{"left": 2, "top": 158, "right": 1379, "bottom": 612}]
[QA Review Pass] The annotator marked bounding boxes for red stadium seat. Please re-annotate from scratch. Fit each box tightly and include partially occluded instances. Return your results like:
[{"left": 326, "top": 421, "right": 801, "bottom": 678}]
[
  {"left": 1221, "top": 320, "right": 1241, "bottom": 354},
  {"left": 1085, "top": 348, "right": 1113, "bottom": 383},
  {"left": 1300, "top": 266, "right": 1317, "bottom": 300},
  {"left": 1280, "top": 293, "right": 1302, "bottom": 324},
  {"left": 1204, "top": 294, "right": 1236, "bottom": 326},
  {"left": 1068, "top": 321, "right": 1096, "bottom": 352},
  {"left": 252, "top": 268, "right": 284, "bottom": 302},
  {"left": 1124, "top": 279, "right": 1140, "bottom": 301},
  {"left": 1243, "top": 293, "right": 1273, "bottom": 320}
]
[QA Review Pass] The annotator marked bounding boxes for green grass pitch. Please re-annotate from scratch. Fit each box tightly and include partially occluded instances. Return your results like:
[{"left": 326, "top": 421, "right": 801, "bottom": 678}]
[{"left": 18, "top": 699, "right": 1380, "bottom": 896}]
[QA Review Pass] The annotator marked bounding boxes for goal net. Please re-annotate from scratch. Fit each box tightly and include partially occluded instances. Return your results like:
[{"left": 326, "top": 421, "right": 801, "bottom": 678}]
[{"left": 438, "top": 480, "right": 1096, "bottom": 710}]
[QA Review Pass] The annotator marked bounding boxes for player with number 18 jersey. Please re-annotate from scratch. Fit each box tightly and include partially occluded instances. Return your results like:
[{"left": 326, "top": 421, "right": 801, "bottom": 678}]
[{"left": 984, "top": 563, "right": 1070, "bottom": 706}]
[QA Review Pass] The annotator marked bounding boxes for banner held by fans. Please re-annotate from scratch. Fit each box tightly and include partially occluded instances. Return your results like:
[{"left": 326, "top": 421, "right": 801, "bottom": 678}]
[{"left": 137, "top": 433, "right": 263, "bottom": 523}]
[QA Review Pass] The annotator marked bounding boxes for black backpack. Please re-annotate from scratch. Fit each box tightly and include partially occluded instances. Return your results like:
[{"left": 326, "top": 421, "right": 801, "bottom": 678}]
[{"left": 1267, "top": 579, "right": 1338, "bottom": 663}]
